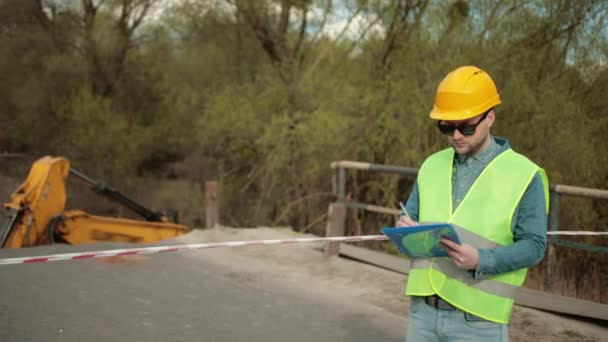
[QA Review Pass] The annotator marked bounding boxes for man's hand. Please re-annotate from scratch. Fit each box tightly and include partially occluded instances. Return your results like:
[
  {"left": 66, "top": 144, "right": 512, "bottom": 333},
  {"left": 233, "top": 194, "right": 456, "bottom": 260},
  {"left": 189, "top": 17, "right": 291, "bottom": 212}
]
[
  {"left": 441, "top": 239, "right": 479, "bottom": 270},
  {"left": 396, "top": 215, "right": 418, "bottom": 227}
]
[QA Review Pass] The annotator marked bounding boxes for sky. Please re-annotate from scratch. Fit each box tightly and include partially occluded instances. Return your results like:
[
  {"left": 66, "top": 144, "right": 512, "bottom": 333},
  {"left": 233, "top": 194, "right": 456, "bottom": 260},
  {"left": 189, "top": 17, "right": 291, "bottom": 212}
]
[{"left": 151, "top": 0, "right": 386, "bottom": 41}]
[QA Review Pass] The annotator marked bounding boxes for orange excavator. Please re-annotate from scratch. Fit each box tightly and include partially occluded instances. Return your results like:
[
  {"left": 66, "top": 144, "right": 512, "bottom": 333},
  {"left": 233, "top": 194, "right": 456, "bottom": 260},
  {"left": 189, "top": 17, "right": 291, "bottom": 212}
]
[{"left": 1, "top": 156, "right": 191, "bottom": 248}]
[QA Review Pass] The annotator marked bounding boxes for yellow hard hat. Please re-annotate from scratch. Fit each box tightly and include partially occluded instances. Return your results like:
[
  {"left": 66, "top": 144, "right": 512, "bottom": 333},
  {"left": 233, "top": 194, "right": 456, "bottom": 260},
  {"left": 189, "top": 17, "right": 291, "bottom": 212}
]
[{"left": 429, "top": 66, "right": 501, "bottom": 121}]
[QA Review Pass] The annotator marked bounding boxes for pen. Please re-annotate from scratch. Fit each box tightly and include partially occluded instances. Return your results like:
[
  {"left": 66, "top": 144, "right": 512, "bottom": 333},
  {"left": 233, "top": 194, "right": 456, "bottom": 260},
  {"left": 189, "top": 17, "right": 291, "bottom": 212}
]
[{"left": 398, "top": 201, "right": 411, "bottom": 219}]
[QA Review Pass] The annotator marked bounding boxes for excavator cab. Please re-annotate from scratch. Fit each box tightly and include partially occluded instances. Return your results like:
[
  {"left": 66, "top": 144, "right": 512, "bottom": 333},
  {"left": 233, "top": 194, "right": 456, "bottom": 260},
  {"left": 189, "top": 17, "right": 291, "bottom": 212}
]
[{"left": 1, "top": 156, "right": 191, "bottom": 248}]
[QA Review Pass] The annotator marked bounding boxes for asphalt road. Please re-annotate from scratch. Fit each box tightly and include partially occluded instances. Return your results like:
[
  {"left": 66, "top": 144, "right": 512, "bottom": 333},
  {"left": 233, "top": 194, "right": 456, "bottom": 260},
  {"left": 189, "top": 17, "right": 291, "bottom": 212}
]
[{"left": 0, "top": 243, "right": 405, "bottom": 342}]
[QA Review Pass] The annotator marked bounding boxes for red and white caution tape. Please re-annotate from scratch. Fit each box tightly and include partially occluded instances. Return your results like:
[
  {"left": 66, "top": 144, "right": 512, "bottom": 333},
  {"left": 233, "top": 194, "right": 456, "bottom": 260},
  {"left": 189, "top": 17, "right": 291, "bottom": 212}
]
[
  {"left": 0, "top": 231, "right": 605, "bottom": 266},
  {"left": 547, "top": 231, "right": 607, "bottom": 236},
  {"left": 0, "top": 235, "right": 388, "bottom": 266}
]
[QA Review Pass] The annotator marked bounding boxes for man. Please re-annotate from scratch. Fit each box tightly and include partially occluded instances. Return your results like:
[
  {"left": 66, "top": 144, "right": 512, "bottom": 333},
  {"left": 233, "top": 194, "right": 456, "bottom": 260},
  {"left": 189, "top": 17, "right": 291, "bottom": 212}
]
[{"left": 398, "top": 66, "right": 549, "bottom": 341}]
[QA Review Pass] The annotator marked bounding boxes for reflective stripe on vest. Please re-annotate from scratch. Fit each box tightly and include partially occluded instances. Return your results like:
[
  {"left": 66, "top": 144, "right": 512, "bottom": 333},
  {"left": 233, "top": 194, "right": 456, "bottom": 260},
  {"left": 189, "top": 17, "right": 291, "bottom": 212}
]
[{"left": 405, "top": 147, "right": 549, "bottom": 324}]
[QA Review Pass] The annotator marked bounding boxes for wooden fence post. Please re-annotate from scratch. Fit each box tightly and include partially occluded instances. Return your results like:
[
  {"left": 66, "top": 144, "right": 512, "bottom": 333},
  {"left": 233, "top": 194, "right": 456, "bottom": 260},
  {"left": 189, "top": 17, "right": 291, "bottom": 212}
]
[
  {"left": 324, "top": 202, "right": 346, "bottom": 258},
  {"left": 544, "top": 191, "right": 560, "bottom": 292},
  {"left": 204, "top": 181, "right": 220, "bottom": 228}
]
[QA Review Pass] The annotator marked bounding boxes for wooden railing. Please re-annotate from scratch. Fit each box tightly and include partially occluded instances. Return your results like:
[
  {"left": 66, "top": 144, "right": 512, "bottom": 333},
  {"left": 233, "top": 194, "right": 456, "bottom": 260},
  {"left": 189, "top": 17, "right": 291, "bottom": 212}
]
[{"left": 324, "top": 160, "right": 608, "bottom": 291}]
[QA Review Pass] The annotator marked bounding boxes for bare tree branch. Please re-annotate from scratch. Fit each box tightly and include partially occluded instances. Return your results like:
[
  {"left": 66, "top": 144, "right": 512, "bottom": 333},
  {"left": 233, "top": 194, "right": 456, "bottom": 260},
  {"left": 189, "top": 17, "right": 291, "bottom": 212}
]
[
  {"left": 235, "top": 0, "right": 283, "bottom": 65},
  {"left": 478, "top": 0, "right": 504, "bottom": 46},
  {"left": 302, "top": 5, "right": 362, "bottom": 79},
  {"left": 377, "top": 1, "right": 404, "bottom": 70},
  {"left": 294, "top": 5, "right": 308, "bottom": 66},
  {"left": 377, "top": 0, "right": 430, "bottom": 73},
  {"left": 343, "top": 12, "right": 384, "bottom": 57},
  {"left": 278, "top": 0, "right": 291, "bottom": 37},
  {"left": 309, "top": 0, "right": 332, "bottom": 46}
]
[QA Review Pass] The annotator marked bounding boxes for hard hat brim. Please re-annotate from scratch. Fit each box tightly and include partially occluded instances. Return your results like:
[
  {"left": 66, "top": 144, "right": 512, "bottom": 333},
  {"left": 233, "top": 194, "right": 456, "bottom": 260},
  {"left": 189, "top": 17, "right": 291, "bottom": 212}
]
[{"left": 429, "top": 97, "right": 501, "bottom": 121}]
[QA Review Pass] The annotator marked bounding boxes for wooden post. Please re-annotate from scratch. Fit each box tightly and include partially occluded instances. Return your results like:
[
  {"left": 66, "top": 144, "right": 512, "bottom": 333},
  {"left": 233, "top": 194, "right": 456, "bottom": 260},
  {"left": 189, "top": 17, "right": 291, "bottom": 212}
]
[
  {"left": 544, "top": 191, "right": 560, "bottom": 292},
  {"left": 337, "top": 167, "right": 346, "bottom": 203},
  {"left": 205, "top": 181, "right": 220, "bottom": 228},
  {"left": 324, "top": 202, "right": 347, "bottom": 258}
]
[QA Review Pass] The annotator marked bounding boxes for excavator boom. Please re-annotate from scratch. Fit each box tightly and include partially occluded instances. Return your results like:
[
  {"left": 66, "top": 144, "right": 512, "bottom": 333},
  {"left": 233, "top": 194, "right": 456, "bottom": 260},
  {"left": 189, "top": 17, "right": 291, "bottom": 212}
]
[{"left": 52, "top": 210, "right": 190, "bottom": 245}]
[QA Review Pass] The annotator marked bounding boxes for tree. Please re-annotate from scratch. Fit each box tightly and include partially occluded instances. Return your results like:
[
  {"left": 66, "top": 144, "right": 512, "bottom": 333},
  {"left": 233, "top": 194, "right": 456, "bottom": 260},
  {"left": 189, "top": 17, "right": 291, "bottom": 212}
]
[{"left": 37, "top": 0, "right": 158, "bottom": 97}]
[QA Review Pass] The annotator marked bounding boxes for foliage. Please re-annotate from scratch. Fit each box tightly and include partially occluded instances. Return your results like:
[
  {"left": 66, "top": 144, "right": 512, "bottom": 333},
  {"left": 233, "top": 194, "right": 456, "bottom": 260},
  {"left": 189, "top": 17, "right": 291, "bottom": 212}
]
[{"left": 0, "top": 0, "right": 606, "bottom": 299}]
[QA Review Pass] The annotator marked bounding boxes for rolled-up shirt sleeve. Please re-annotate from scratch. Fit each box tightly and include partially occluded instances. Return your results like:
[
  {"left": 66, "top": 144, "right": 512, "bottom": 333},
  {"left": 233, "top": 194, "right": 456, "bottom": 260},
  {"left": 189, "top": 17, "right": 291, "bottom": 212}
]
[{"left": 404, "top": 180, "right": 420, "bottom": 222}]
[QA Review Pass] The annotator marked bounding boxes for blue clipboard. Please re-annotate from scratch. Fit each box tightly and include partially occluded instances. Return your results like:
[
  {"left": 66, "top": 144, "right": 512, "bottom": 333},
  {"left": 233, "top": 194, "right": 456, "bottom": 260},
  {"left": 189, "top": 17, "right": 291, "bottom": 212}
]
[{"left": 380, "top": 223, "right": 461, "bottom": 258}]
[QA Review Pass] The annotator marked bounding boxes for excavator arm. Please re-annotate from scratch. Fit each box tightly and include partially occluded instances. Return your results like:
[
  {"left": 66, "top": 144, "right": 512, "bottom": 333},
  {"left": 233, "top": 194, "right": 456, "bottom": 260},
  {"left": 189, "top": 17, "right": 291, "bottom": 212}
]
[
  {"left": 68, "top": 168, "right": 170, "bottom": 222},
  {"left": 1, "top": 156, "right": 190, "bottom": 248},
  {"left": 50, "top": 210, "right": 190, "bottom": 245}
]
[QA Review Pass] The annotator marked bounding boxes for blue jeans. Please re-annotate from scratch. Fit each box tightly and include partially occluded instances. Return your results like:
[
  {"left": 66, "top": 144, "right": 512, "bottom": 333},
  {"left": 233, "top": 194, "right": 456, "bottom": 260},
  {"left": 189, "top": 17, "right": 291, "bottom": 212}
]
[{"left": 405, "top": 296, "right": 508, "bottom": 342}]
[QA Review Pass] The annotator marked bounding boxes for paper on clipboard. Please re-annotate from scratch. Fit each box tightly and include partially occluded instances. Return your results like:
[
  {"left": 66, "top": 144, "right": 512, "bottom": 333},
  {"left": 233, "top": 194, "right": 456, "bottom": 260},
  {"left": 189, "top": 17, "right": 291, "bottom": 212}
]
[{"left": 380, "top": 223, "right": 461, "bottom": 258}]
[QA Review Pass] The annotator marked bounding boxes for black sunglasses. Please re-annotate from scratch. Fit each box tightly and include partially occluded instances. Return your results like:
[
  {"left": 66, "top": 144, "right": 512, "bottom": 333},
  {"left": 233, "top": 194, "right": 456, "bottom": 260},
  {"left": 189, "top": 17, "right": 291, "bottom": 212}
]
[{"left": 437, "top": 110, "right": 490, "bottom": 136}]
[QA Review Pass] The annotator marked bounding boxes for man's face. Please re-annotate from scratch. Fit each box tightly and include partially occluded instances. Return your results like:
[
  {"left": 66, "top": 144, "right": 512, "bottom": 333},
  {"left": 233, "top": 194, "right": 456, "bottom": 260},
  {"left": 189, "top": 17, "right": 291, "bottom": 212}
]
[{"left": 438, "top": 111, "right": 495, "bottom": 156}]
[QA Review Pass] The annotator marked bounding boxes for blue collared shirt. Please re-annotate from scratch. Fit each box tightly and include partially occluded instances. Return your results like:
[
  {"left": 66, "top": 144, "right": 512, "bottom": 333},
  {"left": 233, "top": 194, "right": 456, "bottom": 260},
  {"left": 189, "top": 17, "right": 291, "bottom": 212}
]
[{"left": 404, "top": 136, "right": 547, "bottom": 278}]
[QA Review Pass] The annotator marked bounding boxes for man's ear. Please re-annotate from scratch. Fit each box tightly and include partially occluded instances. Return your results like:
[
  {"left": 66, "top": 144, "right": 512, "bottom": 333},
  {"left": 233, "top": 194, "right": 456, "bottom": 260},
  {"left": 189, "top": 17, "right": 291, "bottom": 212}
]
[{"left": 486, "top": 110, "right": 496, "bottom": 128}]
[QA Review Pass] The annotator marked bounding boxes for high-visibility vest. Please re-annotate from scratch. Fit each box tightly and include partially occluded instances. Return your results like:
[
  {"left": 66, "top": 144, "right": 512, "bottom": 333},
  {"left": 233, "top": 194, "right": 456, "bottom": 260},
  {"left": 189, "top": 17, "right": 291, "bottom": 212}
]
[{"left": 405, "top": 147, "right": 549, "bottom": 324}]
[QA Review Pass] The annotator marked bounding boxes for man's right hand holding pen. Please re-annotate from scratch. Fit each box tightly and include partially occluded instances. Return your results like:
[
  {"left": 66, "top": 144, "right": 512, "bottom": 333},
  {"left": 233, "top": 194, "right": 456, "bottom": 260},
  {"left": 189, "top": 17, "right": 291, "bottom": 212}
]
[{"left": 396, "top": 201, "right": 418, "bottom": 227}]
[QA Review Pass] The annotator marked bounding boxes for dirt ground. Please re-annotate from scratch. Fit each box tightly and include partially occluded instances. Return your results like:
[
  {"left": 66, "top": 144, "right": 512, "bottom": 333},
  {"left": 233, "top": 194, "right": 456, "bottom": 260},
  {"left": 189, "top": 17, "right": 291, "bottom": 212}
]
[{"left": 174, "top": 227, "right": 607, "bottom": 342}]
